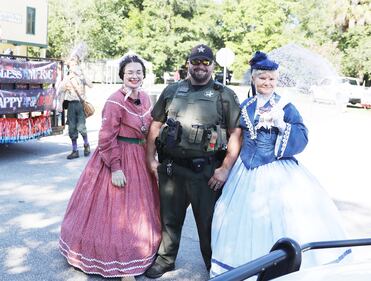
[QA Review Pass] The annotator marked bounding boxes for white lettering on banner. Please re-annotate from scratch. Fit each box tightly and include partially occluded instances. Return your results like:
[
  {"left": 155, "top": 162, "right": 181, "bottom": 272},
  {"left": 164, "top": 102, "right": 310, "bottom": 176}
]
[
  {"left": 0, "top": 97, "right": 22, "bottom": 109},
  {"left": 28, "top": 69, "right": 54, "bottom": 80},
  {"left": 0, "top": 95, "right": 4, "bottom": 108},
  {"left": 22, "top": 96, "right": 37, "bottom": 108},
  {"left": 0, "top": 69, "right": 23, "bottom": 79},
  {"left": 32, "top": 96, "right": 37, "bottom": 107},
  {"left": 0, "top": 59, "right": 57, "bottom": 82}
]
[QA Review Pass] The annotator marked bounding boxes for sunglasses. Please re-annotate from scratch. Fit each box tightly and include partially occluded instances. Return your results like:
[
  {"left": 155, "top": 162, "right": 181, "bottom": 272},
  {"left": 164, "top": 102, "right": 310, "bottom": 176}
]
[{"left": 190, "top": 59, "right": 212, "bottom": 66}]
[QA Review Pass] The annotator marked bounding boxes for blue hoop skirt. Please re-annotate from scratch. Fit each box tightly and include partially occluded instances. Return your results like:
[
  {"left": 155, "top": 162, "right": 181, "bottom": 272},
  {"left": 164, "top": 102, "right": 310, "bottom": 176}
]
[{"left": 210, "top": 157, "right": 351, "bottom": 278}]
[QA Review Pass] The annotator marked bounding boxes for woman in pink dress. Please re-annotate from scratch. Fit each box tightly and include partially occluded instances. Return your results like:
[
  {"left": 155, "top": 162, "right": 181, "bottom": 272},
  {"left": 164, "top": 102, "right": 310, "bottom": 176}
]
[{"left": 59, "top": 54, "right": 161, "bottom": 279}]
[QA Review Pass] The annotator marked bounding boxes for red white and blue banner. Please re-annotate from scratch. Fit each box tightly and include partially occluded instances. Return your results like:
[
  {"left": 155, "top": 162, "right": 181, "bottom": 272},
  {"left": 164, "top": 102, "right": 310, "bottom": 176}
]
[
  {"left": 0, "top": 58, "right": 57, "bottom": 84},
  {"left": 0, "top": 88, "right": 56, "bottom": 114},
  {"left": 0, "top": 115, "right": 52, "bottom": 143}
]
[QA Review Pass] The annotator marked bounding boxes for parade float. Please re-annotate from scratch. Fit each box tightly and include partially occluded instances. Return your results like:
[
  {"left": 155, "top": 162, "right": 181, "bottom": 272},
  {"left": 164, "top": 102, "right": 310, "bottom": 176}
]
[{"left": 0, "top": 54, "right": 65, "bottom": 143}]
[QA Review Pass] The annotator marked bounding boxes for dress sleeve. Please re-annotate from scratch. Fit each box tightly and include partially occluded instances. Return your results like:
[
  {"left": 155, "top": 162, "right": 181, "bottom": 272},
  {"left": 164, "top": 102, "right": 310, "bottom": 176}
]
[
  {"left": 274, "top": 103, "right": 308, "bottom": 159},
  {"left": 97, "top": 99, "right": 122, "bottom": 171}
]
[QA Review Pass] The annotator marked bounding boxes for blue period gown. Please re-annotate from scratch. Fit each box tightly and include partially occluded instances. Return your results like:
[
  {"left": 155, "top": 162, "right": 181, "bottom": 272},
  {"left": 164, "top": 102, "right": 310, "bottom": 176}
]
[{"left": 210, "top": 93, "right": 351, "bottom": 278}]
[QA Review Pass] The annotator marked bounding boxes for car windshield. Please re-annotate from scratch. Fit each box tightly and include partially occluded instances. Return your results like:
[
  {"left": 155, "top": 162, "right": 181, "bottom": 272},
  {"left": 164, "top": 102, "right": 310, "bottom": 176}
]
[{"left": 345, "top": 79, "right": 358, "bottom": 85}]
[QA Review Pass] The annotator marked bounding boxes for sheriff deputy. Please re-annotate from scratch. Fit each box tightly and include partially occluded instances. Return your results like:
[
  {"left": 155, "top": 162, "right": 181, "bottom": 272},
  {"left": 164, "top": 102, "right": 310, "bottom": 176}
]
[{"left": 145, "top": 44, "right": 241, "bottom": 278}]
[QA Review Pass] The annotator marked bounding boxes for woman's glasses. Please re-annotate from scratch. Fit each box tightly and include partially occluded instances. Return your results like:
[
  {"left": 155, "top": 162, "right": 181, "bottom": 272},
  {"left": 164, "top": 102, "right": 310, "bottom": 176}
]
[
  {"left": 124, "top": 71, "right": 143, "bottom": 77},
  {"left": 190, "top": 59, "right": 212, "bottom": 66}
]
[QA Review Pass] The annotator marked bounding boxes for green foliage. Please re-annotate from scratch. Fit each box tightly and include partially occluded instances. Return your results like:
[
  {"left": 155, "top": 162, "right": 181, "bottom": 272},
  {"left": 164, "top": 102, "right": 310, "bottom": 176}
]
[
  {"left": 341, "top": 26, "right": 371, "bottom": 79},
  {"left": 212, "top": 0, "right": 292, "bottom": 78},
  {"left": 47, "top": 0, "right": 95, "bottom": 58},
  {"left": 46, "top": 0, "right": 371, "bottom": 83},
  {"left": 290, "top": 0, "right": 371, "bottom": 81}
]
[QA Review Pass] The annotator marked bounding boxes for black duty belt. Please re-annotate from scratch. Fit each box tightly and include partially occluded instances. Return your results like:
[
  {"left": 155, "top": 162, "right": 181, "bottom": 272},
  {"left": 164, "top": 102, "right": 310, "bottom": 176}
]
[
  {"left": 165, "top": 155, "right": 216, "bottom": 173},
  {"left": 117, "top": 136, "right": 146, "bottom": 145}
]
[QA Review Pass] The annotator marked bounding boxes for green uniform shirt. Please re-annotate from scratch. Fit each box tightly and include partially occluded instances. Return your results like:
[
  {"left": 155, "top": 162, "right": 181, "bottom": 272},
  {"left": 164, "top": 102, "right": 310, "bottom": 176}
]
[
  {"left": 152, "top": 79, "right": 240, "bottom": 127},
  {"left": 152, "top": 79, "right": 240, "bottom": 157}
]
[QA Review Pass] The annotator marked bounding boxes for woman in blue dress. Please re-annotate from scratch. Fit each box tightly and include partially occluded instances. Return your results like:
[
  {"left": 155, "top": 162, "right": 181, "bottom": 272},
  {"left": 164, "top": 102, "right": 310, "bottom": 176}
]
[{"left": 210, "top": 51, "right": 351, "bottom": 278}]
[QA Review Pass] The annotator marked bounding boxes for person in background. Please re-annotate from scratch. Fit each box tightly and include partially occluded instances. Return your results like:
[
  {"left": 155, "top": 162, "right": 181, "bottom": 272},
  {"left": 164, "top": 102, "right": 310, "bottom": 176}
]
[
  {"left": 59, "top": 56, "right": 93, "bottom": 159},
  {"left": 59, "top": 54, "right": 161, "bottom": 280},
  {"left": 210, "top": 51, "right": 351, "bottom": 278},
  {"left": 145, "top": 44, "right": 241, "bottom": 278},
  {"left": 173, "top": 69, "right": 181, "bottom": 81},
  {"left": 178, "top": 59, "right": 189, "bottom": 80}
]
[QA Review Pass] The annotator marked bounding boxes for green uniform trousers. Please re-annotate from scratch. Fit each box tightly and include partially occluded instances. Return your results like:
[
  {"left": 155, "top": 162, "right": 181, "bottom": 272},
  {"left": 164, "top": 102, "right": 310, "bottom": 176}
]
[{"left": 155, "top": 158, "right": 221, "bottom": 270}]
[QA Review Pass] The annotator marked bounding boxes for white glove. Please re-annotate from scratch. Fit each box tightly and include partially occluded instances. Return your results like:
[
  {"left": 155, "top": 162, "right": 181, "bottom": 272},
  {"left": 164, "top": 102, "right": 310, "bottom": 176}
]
[
  {"left": 111, "top": 170, "right": 127, "bottom": 187},
  {"left": 271, "top": 108, "right": 286, "bottom": 131}
]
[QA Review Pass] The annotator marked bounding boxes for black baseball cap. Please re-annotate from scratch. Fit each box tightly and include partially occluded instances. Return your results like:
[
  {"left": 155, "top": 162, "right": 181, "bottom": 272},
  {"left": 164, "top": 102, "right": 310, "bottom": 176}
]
[{"left": 189, "top": 44, "right": 214, "bottom": 61}]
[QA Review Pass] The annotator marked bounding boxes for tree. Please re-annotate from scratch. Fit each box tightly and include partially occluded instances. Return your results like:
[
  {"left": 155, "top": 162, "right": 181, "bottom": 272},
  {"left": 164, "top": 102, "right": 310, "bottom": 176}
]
[
  {"left": 47, "top": 0, "right": 94, "bottom": 58},
  {"left": 46, "top": 0, "right": 370, "bottom": 83},
  {"left": 211, "top": 0, "right": 293, "bottom": 79},
  {"left": 290, "top": 0, "right": 371, "bottom": 82},
  {"left": 123, "top": 0, "right": 217, "bottom": 81}
]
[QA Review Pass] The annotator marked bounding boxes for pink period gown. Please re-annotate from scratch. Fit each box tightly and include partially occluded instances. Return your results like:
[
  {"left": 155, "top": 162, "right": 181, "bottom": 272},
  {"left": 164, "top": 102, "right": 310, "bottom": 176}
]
[{"left": 59, "top": 89, "right": 161, "bottom": 277}]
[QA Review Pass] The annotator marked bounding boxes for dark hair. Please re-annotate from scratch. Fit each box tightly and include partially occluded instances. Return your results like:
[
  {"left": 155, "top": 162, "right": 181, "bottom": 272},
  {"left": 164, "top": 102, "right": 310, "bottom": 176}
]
[{"left": 118, "top": 55, "right": 146, "bottom": 79}]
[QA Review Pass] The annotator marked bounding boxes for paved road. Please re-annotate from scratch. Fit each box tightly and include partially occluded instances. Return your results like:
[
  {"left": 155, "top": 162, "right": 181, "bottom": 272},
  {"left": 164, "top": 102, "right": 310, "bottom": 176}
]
[{"left": 1, "top": 84, "right": 371, "bottom": 281}]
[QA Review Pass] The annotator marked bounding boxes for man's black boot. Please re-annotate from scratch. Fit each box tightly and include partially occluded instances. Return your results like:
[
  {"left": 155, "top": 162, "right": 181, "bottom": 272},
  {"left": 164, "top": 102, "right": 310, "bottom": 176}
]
[
  {"left": 84, "top": 144, "right": 91, "bottom": 156},
  {"left": 67, "top": 150, "right": 79, "bottom": 159},
  {"left": 144, "top": 262, "right": 175, "bottom": 279}
]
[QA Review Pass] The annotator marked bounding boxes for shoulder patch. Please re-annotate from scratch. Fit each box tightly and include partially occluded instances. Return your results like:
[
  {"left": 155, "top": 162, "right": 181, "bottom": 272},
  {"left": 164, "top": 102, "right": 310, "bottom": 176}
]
[
  {"left": 177, "top": 85, "right": 189, "bottom": 93},
  {"left": 175, "top": 81, "right": 189, "bottom": 97},
  {"left": 178, "top": 85, "right": 188, "bottom": 91}
]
